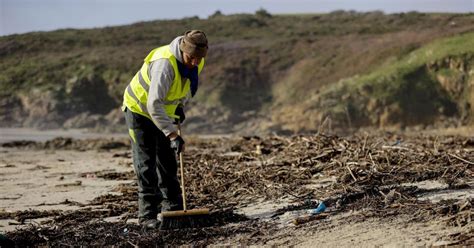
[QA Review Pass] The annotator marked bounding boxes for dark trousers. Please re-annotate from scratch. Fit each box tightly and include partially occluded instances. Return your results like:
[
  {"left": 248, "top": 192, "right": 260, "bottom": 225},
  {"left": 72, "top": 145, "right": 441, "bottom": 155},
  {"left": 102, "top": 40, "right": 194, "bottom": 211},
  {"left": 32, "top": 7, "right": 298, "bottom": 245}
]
[{"left": 124, "top": 108, "right": 183, "bottom": 220}]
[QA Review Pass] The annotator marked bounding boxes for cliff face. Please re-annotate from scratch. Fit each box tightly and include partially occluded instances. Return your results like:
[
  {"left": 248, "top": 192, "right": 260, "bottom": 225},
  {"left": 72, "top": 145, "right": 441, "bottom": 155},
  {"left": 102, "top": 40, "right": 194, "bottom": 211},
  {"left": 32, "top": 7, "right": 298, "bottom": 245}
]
[
  {"left": 0, "top": 69, "right": 117, "bottom": 129},
  {"left": 195, "top": 30, "right": 474, "bottom": 135},
  {"left": 431, "top": 54, "right": 474, "bottom": 123},
  {"left": 0, "top": 12, "right": 473, "bottom": 134},
  {"left": 267, "top": 33, "right": 474, "bottom": 134}
]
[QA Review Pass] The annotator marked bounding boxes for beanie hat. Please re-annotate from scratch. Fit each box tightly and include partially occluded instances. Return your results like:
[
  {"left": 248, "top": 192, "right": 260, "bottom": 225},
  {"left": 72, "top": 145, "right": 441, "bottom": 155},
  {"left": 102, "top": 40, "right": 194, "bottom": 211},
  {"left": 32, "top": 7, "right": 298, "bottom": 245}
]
[{"left": 179, "top": 30, "right": 208, "bottom": 58}]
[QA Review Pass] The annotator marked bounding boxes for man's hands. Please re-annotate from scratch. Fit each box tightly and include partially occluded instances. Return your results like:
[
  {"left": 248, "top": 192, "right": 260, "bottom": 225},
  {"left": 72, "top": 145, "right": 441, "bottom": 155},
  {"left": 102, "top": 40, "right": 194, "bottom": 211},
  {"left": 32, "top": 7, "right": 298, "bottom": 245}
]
[
  {"left": 169, "top": 134, "right": 185, "bottom": 154},
  {"left": 170, "top": 107, "right": 185, "bottom": 154},
  {"left": 173, "top": 107, "right": 185, "bottom": 124}
]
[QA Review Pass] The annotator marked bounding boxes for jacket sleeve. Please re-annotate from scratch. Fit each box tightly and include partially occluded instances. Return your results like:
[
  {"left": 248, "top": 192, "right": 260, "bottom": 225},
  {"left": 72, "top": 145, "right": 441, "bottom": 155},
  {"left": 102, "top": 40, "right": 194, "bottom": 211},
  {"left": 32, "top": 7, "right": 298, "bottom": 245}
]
[
  {"left": 180, "top": 91, "right": 192, "bottom": 107},
  {"left": 147, "top": 59, "right": 177, "bottom": 136}
]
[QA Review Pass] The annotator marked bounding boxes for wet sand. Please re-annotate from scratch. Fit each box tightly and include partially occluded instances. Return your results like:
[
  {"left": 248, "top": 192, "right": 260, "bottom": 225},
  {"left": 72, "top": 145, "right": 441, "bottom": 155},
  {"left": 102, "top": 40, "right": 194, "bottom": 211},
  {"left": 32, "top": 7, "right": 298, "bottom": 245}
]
[{"left": 0, "top": 128, "right": 127, "bottom": 143}]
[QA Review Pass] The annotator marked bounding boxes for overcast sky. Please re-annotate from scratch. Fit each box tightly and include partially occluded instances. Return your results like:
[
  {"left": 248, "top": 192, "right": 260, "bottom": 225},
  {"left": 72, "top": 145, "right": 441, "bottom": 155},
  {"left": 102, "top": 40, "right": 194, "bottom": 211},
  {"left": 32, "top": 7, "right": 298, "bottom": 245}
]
[{"left": 1, "top": 0, "right": 473, "bottom": 36}]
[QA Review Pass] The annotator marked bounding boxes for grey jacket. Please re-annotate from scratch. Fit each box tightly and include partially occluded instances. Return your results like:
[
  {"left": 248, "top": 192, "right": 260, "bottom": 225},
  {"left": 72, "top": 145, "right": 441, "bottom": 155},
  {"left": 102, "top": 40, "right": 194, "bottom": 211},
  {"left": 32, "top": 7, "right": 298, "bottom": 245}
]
[{"left": 147, "top": 36, "right": 192, "bottom": 136}]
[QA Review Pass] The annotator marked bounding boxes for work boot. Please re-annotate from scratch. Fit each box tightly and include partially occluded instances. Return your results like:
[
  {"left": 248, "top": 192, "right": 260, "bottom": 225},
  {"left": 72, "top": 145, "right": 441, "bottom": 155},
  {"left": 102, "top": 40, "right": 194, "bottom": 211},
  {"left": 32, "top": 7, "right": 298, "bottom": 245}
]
[{"left": 139, "top": 218, "right": 160, "bottom": 230}]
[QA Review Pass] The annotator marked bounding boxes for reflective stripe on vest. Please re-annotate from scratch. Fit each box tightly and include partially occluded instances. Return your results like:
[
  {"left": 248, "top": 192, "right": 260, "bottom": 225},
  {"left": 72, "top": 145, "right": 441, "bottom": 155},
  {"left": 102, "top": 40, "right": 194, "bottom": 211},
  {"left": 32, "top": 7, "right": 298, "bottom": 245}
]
[{"left": 122, "top": 45, "right": 205, "bottom": 121}]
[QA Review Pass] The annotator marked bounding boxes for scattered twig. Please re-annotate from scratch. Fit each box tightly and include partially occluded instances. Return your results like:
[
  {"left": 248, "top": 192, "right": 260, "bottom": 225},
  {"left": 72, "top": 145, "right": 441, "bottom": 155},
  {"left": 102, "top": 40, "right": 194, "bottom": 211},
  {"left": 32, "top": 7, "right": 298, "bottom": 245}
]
[
  {"left": 448, "top": 153, "right": 474, "bottom": 165},
  {"left": 362, "top": 133, "right": 368, "bottom": 153},
  {"left": 369, "top": 153, "right": 376, "bottom": 167},
  {"left": 381, "top": 145, "right": 412, "bottom": 151},
  {"left": 346, "top": 165, "right": 357, "bottom": 182},
  {"left": 127, "top": 241, "right": 139, "bottom": 248}
]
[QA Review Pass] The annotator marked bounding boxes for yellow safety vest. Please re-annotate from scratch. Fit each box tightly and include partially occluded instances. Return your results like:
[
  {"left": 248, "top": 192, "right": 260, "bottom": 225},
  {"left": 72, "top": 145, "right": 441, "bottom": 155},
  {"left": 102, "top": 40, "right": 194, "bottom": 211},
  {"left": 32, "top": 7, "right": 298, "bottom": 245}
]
[{"left": 122, "top": 45, "right": 205, "bottom": 121}]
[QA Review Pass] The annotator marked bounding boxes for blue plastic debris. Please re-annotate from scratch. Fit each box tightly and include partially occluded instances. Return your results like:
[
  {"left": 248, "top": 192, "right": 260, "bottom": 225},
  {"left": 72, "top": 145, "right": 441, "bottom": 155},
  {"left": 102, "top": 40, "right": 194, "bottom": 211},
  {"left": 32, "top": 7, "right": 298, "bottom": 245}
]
[{"left": 307, "top": 201, "right": 326, "bottom": 215}]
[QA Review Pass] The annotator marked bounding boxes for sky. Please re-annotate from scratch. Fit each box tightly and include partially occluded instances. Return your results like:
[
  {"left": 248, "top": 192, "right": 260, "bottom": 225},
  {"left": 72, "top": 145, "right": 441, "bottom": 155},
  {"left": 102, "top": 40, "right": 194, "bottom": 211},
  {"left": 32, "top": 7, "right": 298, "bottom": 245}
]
[{"left": 1, "top": 0, "right": 473, "bottom": 36}]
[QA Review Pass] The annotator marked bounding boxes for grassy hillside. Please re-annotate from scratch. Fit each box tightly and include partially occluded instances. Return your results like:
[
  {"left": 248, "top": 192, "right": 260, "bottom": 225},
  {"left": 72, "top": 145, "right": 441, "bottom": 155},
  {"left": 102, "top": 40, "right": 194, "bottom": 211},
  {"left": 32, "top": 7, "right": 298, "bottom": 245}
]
[
  {"left": 290, "top": 32, "right": 474, "bottom": 133},
  {"left": 0, "top": 11, "right": 473, "bottom": 134}
]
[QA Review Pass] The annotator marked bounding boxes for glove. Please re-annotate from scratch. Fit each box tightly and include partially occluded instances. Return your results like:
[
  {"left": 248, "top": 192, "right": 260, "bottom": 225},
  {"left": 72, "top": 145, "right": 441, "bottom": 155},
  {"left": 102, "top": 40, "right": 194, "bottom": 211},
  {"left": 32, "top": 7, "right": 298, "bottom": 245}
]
[
  {"left": 173, "top": 107, "right": 185, "bottom": 124},
  {"left": 170, "top": 135, "right": 185, "bottom": 154}
]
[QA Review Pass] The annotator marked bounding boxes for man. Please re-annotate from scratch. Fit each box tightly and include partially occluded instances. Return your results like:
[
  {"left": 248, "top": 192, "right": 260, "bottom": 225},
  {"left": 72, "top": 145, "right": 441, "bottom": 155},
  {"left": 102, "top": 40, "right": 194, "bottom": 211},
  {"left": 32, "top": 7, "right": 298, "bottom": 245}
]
[{"left": 122, "top": 30, "right": 208, "bottom": 229}]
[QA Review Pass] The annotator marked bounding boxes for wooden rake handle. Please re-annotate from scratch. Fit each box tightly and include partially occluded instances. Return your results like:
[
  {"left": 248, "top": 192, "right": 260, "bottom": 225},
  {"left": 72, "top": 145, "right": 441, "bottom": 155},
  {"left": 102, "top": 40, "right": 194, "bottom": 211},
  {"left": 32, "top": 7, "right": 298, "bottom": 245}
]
[{"left": 177, "top": 124, "right": 187, "bottom": 211}]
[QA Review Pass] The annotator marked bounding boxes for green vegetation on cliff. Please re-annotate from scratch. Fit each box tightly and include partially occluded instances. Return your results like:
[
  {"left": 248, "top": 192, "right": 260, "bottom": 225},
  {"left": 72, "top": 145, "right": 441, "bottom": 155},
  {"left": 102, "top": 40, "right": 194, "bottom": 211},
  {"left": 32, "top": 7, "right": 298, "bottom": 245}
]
[{"left": 311, "top": 32, "right": 474, "bottom": 130}]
